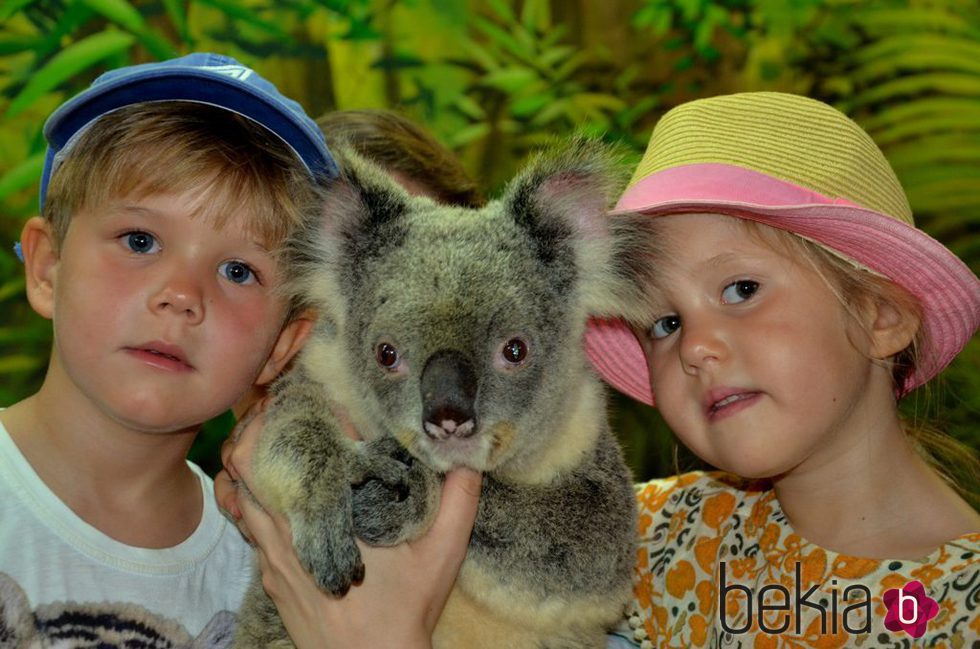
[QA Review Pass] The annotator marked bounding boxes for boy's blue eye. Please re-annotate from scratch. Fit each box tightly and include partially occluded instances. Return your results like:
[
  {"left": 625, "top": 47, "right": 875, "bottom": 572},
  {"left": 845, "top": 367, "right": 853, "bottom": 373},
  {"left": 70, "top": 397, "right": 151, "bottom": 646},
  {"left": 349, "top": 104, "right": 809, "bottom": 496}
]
[
  {"left": 721, "top": 280, "right": 759, "bottom": 304},
  {"left": 125, "top": 231, "right": 159, "bottom": 254},
  {"left": 219, "top": 260, "right": 257, "bottom": 285},
  {"left": 650, "top": 315, "right": 681, "bottom": 339}
]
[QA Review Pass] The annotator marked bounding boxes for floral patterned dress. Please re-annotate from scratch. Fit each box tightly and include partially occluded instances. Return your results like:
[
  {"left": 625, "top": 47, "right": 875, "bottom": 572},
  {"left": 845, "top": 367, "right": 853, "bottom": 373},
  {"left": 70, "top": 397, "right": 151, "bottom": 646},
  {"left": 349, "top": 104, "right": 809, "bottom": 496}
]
[{"left": 618, "top": 472, "right": 979, "bottom": 648}]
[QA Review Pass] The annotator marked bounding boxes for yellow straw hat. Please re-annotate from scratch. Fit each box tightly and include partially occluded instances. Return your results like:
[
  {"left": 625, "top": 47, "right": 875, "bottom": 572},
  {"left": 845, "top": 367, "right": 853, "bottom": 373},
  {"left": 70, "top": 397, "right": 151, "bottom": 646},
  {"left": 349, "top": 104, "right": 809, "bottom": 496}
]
[{"left": 585, "top": 92, "right": 980, "bottom": 404}]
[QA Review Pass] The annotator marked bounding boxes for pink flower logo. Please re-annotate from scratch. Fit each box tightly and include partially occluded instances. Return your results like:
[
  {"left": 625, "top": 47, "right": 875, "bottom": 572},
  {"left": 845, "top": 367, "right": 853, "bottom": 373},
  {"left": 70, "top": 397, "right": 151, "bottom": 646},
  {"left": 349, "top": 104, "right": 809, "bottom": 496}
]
[{"left": 883, "top": 580, "right": 939, "bottom": 638}]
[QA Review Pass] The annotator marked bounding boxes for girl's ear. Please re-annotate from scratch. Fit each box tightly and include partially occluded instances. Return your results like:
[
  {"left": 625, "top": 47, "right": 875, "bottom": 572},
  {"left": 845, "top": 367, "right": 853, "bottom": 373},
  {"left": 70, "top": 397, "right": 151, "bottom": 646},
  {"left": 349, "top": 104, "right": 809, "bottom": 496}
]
[
  {"left": 867, "top": 297, "right": 920, "bottom": 360},
  {"left": 20, "top": 217, "right": 58, "bottom": 319},
  {"left": 255, "top": 309, "right": 316, "bottom": 386}
]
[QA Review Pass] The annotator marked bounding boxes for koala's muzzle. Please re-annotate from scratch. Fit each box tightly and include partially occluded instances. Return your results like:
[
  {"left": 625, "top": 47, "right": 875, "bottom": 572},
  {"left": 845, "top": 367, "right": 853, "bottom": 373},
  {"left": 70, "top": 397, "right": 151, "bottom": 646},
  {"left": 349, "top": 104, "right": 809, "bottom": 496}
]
[{"left": 421, "top": 349, "right": 477, "bottom": 440}]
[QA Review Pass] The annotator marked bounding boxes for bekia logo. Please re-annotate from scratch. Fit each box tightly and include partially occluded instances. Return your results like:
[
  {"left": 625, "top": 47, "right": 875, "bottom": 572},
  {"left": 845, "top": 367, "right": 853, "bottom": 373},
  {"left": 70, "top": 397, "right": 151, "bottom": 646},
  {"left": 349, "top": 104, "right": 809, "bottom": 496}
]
[
  {"left": 883, "top": 580, "right": 939, "bottom": 639},
  {"left": 720, "top": 564, "right": 940, "bottom": 639}
]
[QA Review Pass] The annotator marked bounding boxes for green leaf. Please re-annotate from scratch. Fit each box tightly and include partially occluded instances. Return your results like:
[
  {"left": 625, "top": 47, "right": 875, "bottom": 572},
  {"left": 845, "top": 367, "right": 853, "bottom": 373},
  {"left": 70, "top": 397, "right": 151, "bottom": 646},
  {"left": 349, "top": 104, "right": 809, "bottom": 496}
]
[
  {"left": 0, "top": 355, "right": 45, "bottom": 374},
  {"left": 0, "top": 34, "right": 43, "bottom": 56},
  {"left": 473, "top": 16, "right": 530, "bottom": 61},
  {"left": 79, "top": 0, "right": 145, "bottom": 32},
  {"left": 5, "top": 30, "right": 136, "bottom": 118},
  {"left": 480, "top": 66, "right": 538, "bottom": 93},
  {"left": 850, "top": 7, "right": 973, "bottom": 36},
  {"left": 160, "top": 0, "right": 190, "bottom": 44},
  {"left": 194, "top": 0, "right": 292, "bottom": 39},
  {"left": 0, "top": 153, "right": 44, "bottom": 202},
  {"left": 509, "top": 93, "right": 551, "bottom": 118},
  {"left": 446, "top": 122, "right": 490, "bottom": 147},
  {"left": 133, "top": 28, "right": 178, "bottom": 61},
  {"left": 0, "top": 0, "right": 35, "bottom": 22},
  {"left": 850, "top": 73, "right": 980, "bottom": 109},
  {"left": 0, "top": 277, "right": 25, "bottom": 302},
  {"left": 453, "top": 95, "right": 486, "bottom": 121}
]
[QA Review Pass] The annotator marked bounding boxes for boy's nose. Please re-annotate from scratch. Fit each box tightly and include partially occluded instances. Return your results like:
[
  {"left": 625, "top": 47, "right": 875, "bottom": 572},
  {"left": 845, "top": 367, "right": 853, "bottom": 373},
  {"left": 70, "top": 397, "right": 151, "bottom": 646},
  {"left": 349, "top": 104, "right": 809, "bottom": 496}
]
[{"left": 150, "top": 277, "right": 205, "bottom": 323}]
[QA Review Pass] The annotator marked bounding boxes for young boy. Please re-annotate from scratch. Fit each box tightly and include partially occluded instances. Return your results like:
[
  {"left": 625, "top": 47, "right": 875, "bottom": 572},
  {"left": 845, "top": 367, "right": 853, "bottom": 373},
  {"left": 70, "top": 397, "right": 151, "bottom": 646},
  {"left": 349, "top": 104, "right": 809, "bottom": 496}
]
[{"left": 0, "top": 53, "right": 334, "bottom": 647}]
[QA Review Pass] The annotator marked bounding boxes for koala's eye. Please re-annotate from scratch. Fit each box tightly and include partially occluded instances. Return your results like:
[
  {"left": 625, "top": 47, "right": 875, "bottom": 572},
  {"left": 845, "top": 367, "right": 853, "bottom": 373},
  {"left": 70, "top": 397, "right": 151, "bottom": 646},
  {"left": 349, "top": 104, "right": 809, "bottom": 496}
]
[
  {"left": 501, "top": 338, "right": 528, "bottom": 365},
  {"left": 376, "top": 343, "right": 400, "bottom": 369}
]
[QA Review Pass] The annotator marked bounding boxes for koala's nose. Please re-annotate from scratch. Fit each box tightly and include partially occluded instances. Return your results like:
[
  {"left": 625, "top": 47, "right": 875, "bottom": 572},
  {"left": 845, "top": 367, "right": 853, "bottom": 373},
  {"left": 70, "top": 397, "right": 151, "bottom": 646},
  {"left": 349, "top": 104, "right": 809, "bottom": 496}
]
[{"left": 420, "top": 349, "right": 477, "bottom": 440}]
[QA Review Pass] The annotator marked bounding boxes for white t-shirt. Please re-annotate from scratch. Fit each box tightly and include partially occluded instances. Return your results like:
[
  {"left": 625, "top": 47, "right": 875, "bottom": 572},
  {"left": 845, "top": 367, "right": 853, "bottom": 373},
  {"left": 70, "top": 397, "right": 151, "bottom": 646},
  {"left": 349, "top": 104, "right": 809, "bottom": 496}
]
[{"left": 0, "top": 420, "right": 255, "bottom": 647}]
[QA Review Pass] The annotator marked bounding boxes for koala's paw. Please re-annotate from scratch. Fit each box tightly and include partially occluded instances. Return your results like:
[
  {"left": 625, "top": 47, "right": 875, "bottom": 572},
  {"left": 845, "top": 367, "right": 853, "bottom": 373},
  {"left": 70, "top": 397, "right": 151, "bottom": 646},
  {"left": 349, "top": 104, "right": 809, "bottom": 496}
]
[
  {"left": 352, "top": 437, "right": 439, "bottom": 545},
  {"left": 291, "top": 506, "right": 363, "bottom": 597}
]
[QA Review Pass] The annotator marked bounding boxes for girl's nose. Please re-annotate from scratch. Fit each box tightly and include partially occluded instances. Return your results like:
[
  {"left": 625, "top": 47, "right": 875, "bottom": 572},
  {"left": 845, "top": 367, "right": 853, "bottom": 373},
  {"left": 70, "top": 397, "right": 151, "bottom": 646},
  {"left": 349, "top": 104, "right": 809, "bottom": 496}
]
[{"left": 678, "top": 316, "right": 727, "bottom": 374}]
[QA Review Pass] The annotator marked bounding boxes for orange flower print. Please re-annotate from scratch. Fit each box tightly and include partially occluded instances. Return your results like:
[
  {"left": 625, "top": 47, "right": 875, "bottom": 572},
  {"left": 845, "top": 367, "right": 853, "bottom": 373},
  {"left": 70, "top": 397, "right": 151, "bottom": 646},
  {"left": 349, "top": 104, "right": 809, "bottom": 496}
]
[
  {"left": 637, "top": 511, "right": 653, "bottom": 537},
  {"left": 695, "top": 578, "right": 716, "bottom": 616},
  {"left": 703, "top": 492, "right": 736, "bottom": 529},
  {"left": 634, "top": 568, "right": 654, "bottom": 610},
  {"left": 637, "top": 482, "right": 672, "bottom": 515},
  {"left": 831, "top": 555, "right": 878, "bottom": 579},
  {"left": 689, "top": 613, "right": 708, "bottom": 646},
  {"left": 800, "top": 614, "right": 849, "bottom": 649},
  {"left": 727, "top": 556, "right": 758, "bottom": 580},
  {"left": 879, "top": 572, "right": 908, "bottom": 592},
  {"left": 746, "top": 493, "right": 774, "bottom": 537},
  {"left": 910, "top": 563, "right": 943, "bottom": 588},
  {"left": 667, "top": 508, "right": 689, "bottom": 543},
  {"left": 665, "top": 560, "right": 696, "bottom": 598},
  {"left": 752, "top": 633, "right": 781, "bottom": 649},
  {"left": 694, "top": 536, "right": 721, "bottom": 573},
  {"left": 760, "top": 523, "right": 782, "bottom": 553},
  {"left": 798, "top": 549, "right": 828, "bottom": 589}
]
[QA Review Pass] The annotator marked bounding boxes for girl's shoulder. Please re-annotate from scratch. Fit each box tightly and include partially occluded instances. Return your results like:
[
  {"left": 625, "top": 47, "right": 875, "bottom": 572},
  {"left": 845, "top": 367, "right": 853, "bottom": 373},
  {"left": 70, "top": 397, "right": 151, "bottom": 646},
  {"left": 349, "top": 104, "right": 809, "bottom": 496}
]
[
  {"left": 634, "top": 471, "right": 776, "bottom": 557},
  {"left": 635, "top": 470, "right": 771, "bottom": 523}
]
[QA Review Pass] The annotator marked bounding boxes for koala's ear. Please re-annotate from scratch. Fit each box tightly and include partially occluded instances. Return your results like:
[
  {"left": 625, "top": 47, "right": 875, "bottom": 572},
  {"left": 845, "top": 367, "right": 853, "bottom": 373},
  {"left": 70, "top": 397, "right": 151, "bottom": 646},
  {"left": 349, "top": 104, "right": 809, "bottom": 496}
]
[
  {"left": 319, "top": 148, "right": 411, "bottom": 247},
  {"left": 503, "top": 137, "right": 622, "bottom": 252},
  {"left": 503, "top": 138, "right": 656, "bottom": 321}
]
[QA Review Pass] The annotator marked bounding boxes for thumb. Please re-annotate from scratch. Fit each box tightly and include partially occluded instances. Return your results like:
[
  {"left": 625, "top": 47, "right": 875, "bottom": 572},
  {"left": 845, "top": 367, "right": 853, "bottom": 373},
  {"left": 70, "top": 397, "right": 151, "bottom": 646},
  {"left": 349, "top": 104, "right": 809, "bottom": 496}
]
[{"left": 425, "top": 468, "right": 482, "bottom": 550}]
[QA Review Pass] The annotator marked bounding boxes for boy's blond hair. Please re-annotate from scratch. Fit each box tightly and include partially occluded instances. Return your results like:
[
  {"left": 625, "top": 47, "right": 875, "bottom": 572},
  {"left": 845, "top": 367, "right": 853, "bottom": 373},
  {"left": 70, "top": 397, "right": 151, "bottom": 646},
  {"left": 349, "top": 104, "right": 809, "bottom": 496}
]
[{"left": 43, "top": 101, "right": 317, "bottom": 257}]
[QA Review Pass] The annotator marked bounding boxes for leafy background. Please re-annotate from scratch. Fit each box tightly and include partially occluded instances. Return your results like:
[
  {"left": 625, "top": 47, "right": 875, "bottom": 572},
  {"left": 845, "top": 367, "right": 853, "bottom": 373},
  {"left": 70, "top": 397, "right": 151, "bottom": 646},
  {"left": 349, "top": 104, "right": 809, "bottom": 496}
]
[{"left": 0, "top": 0, "right": 976, "bottom": 480}]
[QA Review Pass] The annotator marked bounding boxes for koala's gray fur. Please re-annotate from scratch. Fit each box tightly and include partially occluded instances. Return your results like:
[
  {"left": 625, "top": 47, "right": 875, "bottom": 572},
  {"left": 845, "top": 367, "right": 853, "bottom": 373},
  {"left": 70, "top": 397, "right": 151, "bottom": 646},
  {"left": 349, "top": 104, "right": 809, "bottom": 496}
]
[{"left": 233, "top": 139, "right": 657, "bottom": 649}]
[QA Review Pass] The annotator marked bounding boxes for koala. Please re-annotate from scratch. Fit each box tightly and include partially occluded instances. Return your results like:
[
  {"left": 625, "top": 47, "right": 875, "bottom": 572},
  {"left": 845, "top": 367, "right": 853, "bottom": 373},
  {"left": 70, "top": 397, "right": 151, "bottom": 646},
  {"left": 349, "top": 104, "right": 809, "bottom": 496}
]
[{"left": 233, "top": 139, "right": 656, "bottom": 649}]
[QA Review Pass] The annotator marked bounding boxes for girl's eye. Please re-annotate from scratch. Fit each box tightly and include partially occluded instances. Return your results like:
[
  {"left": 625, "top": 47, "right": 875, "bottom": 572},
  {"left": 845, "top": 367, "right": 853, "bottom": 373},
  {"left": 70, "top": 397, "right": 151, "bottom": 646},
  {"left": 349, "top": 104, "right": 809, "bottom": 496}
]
[
  {"left": 219, "top": 261, "right": 258, "bottom": 285},
  {"left": 124, "top": 231, "right": 159, "bottom": 254},
  {"left": 721, "top": 280, "right": 759, "bottom": 304},
  {"left": 650, "top": 315, "right": 681, "bottom": 339}
]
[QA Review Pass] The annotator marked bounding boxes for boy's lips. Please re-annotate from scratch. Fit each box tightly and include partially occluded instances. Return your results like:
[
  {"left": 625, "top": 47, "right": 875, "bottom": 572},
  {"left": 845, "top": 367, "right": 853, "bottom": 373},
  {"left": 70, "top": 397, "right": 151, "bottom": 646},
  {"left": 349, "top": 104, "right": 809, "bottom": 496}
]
[
  {"left": 704, "top": 387, "right": 761, "bottom": 422},
  {"left": 126, "top": 341, "right": 193, "bottom": 371}
]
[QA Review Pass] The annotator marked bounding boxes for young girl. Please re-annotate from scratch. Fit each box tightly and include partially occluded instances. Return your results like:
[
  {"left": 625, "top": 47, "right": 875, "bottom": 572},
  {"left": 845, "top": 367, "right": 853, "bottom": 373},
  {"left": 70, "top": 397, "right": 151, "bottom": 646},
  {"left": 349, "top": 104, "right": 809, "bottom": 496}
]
[{"left": 586, "top": 92, "right": 980, "bottom": 647}]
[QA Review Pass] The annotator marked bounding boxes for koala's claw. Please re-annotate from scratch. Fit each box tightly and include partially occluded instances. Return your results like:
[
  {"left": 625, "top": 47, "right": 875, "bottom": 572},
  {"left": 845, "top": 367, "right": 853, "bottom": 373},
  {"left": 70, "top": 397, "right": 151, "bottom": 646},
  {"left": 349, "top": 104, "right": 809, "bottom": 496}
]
[
  {"left": 351, "top": 438, "right": 440, "bottom": 546},
  {"left": 291, "top": 510, "right": 364, "bottom": 597}
]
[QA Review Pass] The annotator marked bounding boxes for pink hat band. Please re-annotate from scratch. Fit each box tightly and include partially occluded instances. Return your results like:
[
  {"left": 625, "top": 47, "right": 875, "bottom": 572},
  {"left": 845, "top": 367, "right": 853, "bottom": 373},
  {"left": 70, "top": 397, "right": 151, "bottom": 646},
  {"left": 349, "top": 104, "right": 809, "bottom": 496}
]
[{"left": 585, "top": 162, "right": 980, "bottom": 405}]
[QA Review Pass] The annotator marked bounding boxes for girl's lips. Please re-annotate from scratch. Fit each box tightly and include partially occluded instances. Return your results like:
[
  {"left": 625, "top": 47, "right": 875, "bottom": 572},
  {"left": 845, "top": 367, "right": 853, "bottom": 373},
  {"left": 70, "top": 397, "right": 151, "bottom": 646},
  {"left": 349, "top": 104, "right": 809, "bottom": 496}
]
[{"left": 705, "top": 390, "right": 761, "bottom": 422}]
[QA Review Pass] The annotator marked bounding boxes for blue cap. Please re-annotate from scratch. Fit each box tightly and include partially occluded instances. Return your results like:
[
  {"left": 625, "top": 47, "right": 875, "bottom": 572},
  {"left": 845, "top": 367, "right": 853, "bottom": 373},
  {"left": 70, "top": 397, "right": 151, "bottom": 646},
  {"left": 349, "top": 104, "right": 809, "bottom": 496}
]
[{"left": 39, "top": 52, "right": 337, "bottom": 208}]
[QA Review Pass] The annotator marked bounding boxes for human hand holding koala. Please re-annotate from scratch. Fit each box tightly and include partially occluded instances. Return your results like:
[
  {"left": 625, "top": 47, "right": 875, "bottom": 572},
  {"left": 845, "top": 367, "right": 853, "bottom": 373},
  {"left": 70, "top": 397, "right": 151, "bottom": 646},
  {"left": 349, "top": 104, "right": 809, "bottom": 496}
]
[{"left": 219, "top": 403, "right": 482, "bottom": 649}]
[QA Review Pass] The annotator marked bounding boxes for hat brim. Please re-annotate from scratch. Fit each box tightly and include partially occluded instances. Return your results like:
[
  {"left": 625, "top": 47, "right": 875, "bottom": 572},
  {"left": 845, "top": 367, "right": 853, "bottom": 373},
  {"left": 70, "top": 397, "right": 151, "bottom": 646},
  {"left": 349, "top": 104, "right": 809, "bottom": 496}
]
[
  {"left": 40, "top": 59, "right": 337, "bottom": 206},
  {"left": 585, "top": 163, "right": 980, "bottom": 404}
]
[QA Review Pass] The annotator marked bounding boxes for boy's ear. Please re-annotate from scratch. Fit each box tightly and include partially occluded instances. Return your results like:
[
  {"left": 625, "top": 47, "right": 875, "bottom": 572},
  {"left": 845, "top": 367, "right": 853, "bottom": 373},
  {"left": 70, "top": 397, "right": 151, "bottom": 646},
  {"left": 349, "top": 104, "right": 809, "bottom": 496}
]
[
  {"left": 255, "top": 309, "right": 316, "bottom": 386},
  {"left": 866, "top": 297, "right": 920, "bottom": 360},
  {"left": 20, "top": 216, "right": 59, "bottom": 320}
]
